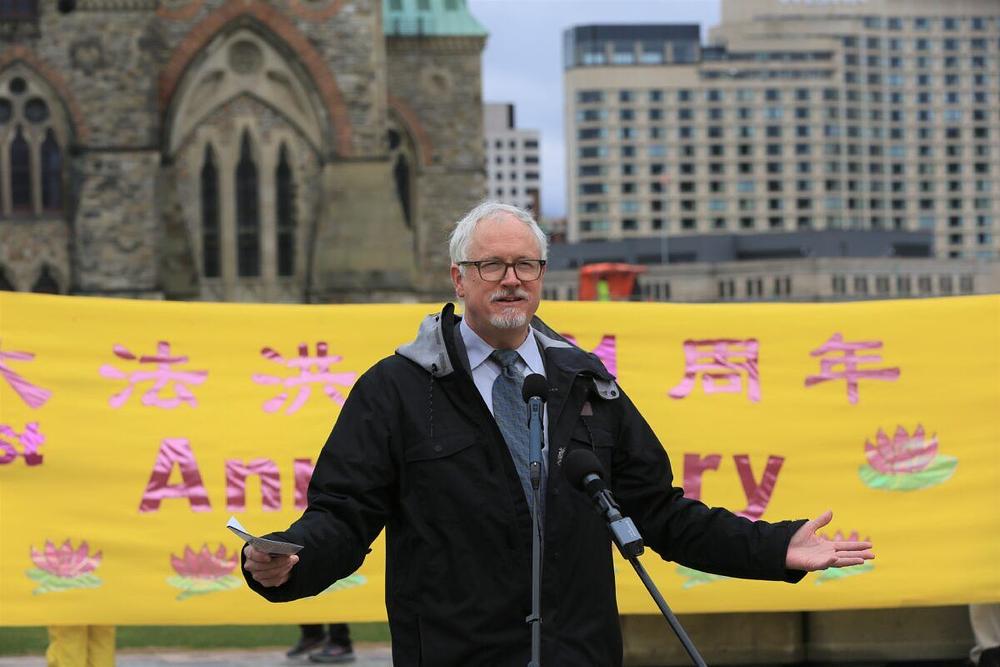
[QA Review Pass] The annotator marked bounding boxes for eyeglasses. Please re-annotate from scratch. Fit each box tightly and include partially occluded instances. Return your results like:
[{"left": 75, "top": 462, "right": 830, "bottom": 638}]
[{"left": 457, "top": 259, "right": 547, "bottom": 282}]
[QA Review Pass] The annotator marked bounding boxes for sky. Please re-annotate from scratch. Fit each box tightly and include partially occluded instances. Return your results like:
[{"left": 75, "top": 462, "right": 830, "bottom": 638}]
[{"left": 468, "top": 0, "right": 722, "bottom": 219}]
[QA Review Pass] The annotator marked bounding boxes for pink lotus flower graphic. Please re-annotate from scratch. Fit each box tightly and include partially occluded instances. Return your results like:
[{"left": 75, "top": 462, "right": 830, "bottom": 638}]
[
  {"left": 858, "top": 425, "right": 957, "bottom": 491},
  {"left": 815, "top": 530, "right": 875, "bottom": 584},
  {"left": 167, "top": 544, "right": 242, "bottom": 601},
  {"left": 26, "top": 539, "right": 103, "bottom": 595}
]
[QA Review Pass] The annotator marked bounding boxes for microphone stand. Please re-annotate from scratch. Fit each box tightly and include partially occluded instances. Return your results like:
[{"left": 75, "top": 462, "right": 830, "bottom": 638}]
[
  {"left": 590, "top": 486, "right": 707, "bottom": 667},
  {"left": 526, "top": 395, "right": 544, "bottom": 667},
  {"left": 527, "top": 480, "right": 542, "bottom": 667}
]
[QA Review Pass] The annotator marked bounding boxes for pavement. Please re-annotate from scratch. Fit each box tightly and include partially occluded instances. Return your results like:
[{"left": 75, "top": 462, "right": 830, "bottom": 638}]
[{"left": 0, "top": 644, "right": 393, "bottom": 666}]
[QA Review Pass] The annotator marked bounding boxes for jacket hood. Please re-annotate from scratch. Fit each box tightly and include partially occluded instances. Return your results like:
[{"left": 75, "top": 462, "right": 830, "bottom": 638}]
[
  {"left": 396, "top": 303, "right": 615, "bottom": 387},
  {"left": 395, "top": 307, "right": 457, "bottom": 378}
]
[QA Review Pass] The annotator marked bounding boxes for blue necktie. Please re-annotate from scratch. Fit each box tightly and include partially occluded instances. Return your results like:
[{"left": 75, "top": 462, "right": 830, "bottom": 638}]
[{"left": 490, "top": 349, "right": 534, "bottom": 505}]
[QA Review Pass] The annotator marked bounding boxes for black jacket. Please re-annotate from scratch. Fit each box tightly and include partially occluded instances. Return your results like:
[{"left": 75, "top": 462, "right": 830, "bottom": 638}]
[{"left": 244, "top": 304, "right": 806, "bottom": 666}]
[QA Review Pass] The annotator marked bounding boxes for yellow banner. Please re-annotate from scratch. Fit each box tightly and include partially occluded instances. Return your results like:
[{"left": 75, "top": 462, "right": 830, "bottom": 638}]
[{"left": 0, "top": 292, "right": 998, "bottom": 625}]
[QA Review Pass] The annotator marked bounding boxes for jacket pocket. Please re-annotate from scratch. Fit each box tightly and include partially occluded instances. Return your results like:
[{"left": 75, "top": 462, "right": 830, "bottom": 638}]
[
  {"left": 402, "top": 432, "right": 482, "bottom": 526},
  {"left": 404, "top": 432, "right": 475, "bottom": 463}
]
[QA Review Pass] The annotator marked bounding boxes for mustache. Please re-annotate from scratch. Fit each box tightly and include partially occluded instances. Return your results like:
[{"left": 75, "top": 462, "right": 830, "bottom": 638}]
[{"left": 489, "top": 288, "right": 531, "bottom": 302}]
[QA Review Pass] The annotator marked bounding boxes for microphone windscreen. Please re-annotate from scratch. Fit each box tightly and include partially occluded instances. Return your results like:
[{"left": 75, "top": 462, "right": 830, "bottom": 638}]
[
  {"left": 563, "top": 448, "right": 606, "bottom": 491},
  {"left": 521, "top": 373, "right": 550, "bottom": 403}
]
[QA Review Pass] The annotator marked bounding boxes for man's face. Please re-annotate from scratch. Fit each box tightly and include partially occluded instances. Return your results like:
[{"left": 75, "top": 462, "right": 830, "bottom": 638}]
[{"left": 451, "top": 214, "right": 544, "bottom": 344}]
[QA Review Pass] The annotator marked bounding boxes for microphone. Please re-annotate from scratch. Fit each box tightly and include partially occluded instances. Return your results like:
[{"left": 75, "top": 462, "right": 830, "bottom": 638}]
[
  {"left": 564, "top": 449, "right": 644, "bottom": 557},
  {"left": 521, "top": 374, "right": 548, "bottom": 490}
]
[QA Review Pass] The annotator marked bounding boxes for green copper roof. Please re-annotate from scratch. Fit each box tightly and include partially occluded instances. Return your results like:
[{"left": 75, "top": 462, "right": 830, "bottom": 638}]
[{"left": 383, "top": 0, "right": 488, "bottom": 37}]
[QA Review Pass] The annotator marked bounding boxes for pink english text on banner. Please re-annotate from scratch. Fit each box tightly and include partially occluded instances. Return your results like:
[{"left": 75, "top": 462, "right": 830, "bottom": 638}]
[
  {"left": 294, "top": 458, "right": 314, "bottom": 510},
  {"left": 139, "top": 438, "right": 212, "bottom": 513},
  {"left": 225, "top": 458, "right": 281, "bottom": 511},
  {"left": 0, "top": 421, "right": 44, "bottom": 466},
  {"left": 682, "top": 453, "right": 785, "bottom": 520}
]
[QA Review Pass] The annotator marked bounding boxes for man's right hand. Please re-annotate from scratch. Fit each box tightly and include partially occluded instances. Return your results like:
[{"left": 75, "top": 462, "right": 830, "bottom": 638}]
[{"left": 243, "top": 544, "right": 299, "bottom": 587}]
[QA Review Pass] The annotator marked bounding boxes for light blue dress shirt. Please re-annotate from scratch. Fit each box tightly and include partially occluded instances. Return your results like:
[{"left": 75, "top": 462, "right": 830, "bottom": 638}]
[{"left": 460, "top": 318, "right": 549, "bottom": 474}]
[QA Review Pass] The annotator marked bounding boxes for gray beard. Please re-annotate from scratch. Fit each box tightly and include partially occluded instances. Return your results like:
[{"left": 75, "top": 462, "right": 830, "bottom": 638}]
[{"left": 489, "top": 309, "right": 528, "bottom": 329}]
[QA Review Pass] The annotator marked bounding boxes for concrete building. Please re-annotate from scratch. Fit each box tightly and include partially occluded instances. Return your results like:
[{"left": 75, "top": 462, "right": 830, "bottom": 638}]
[
  {"left": 483, "top": 102, "right": 541, "bottom": 215},
  {"left": 542, "top": 229, "right": 1000, "bottom": 302},
  {"left": 563, "top": 1, "right": 1000, "bottom": 264},
  {"left": 0, "top": 0, "right": 488, "bottom": 302}
]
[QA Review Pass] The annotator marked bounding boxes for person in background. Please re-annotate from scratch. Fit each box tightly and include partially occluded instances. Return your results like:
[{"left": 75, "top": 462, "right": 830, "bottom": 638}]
[
  {"left": 46, "top": 625, "right": 114, "bottom": 667},
  {"left": 970, "top": 604, "right": 1000, "bottom": 667},
  {"left": 287, "top": 623, "right": 354, "bottom": 663}
]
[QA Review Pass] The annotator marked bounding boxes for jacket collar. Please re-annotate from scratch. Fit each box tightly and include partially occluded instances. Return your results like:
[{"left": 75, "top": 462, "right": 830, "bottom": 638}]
[{"left": 396, "top": 303, "right": 615, "bottom": 384}]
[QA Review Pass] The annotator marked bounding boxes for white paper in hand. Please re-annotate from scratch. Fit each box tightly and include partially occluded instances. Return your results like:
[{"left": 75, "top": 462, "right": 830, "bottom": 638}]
[{"left": 227, "top": 516, "right": 303, "bottom": 555}]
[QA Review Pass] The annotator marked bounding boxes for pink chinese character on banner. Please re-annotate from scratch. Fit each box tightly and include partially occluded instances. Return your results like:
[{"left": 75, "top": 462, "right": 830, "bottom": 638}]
[
  {"left": 561, "top": 333, "right": 617, "bottom": 377},
  {"left": 0, "top": 341, "right": 52, "bottom": 409},
  {"left": 668, "top": 338, "right": 761, "bottom": 402},
  {"left": 99, "top": 341, "right": 207, "bottom": 409},
  {"left": 805, "top": 333, "right": 900, "bottom": 404},
  {"left": 252, "top": 342, "right": 357, "bottom": 415},
  {"left": 0, "top": 421, "right": 44, "bottom": 466}
]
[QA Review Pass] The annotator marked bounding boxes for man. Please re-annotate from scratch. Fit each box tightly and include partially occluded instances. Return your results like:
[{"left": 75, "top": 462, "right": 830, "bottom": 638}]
[{"left": 243, "top": 202, "right": 874, "bottom": 666}]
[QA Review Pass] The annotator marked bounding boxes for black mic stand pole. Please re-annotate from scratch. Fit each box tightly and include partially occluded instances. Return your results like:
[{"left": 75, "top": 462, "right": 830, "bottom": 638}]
[
  {"left": 527, "top": 478, "right": 542, "bottom": 667},
  {"left": 626, "top": 551, "right": 706, "bottom": 667},
  {"left": 591, "top": 488, "right": 707, "bottom": 667},
  {"left": 526, "top": 396, "right": 544, "bottom": 667}
]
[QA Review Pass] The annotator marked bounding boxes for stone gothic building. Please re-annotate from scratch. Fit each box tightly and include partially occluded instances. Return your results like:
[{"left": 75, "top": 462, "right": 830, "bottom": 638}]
[{"left": 0, "top": 0, "right": 487, "bottom": 302}]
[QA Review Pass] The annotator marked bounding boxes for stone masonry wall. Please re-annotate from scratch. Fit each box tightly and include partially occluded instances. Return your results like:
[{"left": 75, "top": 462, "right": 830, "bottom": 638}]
[
  {"left": 0, "top": 220, "right": 71, "bottom": 293},
  {"left": 73, "top": 151, "right": 162, "bottom": 294},
  {"left": 29, "top": 4, "right": 162, "bottom": 148},
  {"left": 386, "top": 36, "right": 487, "bottom": 297}
]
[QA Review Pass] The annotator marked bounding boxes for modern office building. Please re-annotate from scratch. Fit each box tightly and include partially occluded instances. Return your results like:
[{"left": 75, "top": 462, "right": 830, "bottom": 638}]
[
  {"left": 484, "top": 102, "right": 541, "bottom": 214},
  {"left": 563, "top": 0, "right": 1000, "bottom": 262}
]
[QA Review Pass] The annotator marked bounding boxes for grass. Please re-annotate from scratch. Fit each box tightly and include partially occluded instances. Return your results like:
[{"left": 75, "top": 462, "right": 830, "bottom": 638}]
[{"left": 0, "top": 623, "right": 391, "bottom": 656}]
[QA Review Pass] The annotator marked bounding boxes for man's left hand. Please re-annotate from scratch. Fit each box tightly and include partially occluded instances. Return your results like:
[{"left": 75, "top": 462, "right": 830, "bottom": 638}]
[{"left": 785, "top": 510, "right": 875, "bottom": 571}]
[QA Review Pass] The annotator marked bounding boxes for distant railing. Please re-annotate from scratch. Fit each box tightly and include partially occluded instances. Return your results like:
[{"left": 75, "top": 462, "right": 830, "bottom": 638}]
[{"left": 0, "top": 0, "right": 38, "bottom": 21}]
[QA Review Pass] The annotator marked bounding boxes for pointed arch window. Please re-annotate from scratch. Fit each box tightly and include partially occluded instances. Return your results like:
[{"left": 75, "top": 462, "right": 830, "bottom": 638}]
[
  {"left": 31, "top": 265, "right": 59, "bottom": 294},
  {"left": 40, "top": 128, "right": 62, "bottom": 210},
  {"left": 200, "top": 144, "right": 221, "bottom": 278},
  {"left": 10, "top": 126, "right": 31, "bottom": 211},
  {"left": 235, "top": 131, "right": 260, "bottom": 278},
  {"left": 0, "top": 72, "right": 69, "bottom": 217},
  {"left": 275, "top": 143, "right": 295, "bottom": 277},
  {"left": 387, "top": 122, "right": 417, "bottom": 230},
  {"left": 393, "top": 152, "right": 412, "bottom": 228}
]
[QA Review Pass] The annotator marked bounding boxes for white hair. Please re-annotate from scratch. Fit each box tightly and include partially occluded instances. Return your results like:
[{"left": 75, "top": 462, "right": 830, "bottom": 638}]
[{"left": 448, "top": 201, "right": 549, "bottom": 269}]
